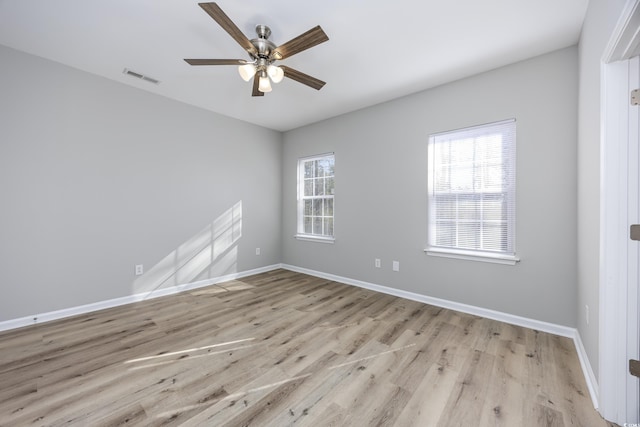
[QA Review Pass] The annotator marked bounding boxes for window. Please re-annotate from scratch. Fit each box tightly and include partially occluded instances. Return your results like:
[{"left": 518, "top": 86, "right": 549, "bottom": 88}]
[
  {"left": 297, "top": 153, "right": 335, "bottom": 242},
  {"left": 426, "top": 119, "right": 518, "bottom": 264}
]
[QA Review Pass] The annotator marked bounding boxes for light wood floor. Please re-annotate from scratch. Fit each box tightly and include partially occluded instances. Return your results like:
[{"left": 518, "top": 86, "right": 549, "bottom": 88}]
[{"left": 0, "top": 269, "right": 615, "bottom": 426}]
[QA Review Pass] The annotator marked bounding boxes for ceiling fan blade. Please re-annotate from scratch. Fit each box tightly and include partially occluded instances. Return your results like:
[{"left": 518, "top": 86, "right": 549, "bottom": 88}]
[
  {"left": 252, "top": 75, "right": 264, "bottom": 97},
  {"left": 281, "top": 66, "right": 326, "bottom": 90},
  {"left": 184, "top": 59, "right": 247, "bottom": 66},
  {"left": 270, "top": 26, "right": 329, "bottom": 60},
  {"left": 199, "top": 2, "right": 257, "bottom": 56}
]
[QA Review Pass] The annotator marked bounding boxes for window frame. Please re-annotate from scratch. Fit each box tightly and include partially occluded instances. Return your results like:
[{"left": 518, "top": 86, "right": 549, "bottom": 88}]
[
  {"left": 295, "top": 152, "right": 335, "bottom": 243},
  {"left": 425, "top": 119, "right": 519, "bottom": 265}
]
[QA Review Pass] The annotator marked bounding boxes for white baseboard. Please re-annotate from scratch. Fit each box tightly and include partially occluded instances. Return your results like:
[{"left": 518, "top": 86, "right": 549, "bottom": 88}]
[
  {"left": 572, "top": 330, "right": 600, "bottom": 410},
  {"left": 280, "top": 263, "right": 600, "bottom": 410},
  {"left": 0, "top": 264, "right": 281, "bottom": 333}
]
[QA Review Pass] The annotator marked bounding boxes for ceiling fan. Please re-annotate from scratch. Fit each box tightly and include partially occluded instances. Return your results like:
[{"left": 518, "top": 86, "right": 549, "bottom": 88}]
[{"left": 184, "top": 2, "right": 329, "bottom": 96}]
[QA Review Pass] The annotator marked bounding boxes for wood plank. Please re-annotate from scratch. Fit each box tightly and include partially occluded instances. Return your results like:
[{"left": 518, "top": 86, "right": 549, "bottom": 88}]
[
  {"left": 437, "top": 349, "right": 496, "bottom": 426},
  {"left": 477, "top": 338, "right": 527, "bottom": 426}
]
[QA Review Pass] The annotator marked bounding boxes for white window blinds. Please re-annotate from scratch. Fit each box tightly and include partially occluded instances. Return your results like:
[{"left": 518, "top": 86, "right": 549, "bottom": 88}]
[{"left": 427, "top": 119, "right": 516, "bottom": 262}]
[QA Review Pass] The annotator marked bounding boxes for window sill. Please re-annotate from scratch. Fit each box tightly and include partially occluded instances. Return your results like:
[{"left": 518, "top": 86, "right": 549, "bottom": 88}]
[
  {"left": 424, "top": 248, "right": 520, "bottom": 265},
  {"left": 295, "top": 234, "right": 335, "bottom": 244}
]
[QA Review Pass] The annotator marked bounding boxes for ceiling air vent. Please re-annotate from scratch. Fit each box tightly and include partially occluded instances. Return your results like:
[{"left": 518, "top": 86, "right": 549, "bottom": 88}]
[{"left": 122, "top": 68, "right": 160, "bottom": 85}]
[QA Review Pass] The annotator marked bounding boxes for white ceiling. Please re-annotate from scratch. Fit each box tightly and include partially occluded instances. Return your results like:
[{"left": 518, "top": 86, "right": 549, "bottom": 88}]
[{"left": 0, "top": 1, "right": 587, "bottom": 132}]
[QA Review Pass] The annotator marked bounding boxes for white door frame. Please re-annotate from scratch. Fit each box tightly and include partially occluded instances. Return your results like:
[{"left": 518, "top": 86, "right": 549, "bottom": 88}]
[{"left": 600, "top": 0, "right": 640, "bottom": 423}]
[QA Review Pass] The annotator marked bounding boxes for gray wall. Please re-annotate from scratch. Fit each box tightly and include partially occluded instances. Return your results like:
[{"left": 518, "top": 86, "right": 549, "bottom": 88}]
[
  {"left": 0, "top": 45, "right": 282, "bottom": 321},
  {"left": 283, "top": 47, "right": 579, "bottom": 326},
  {"left": 0, "top": 39, "right": 586, "bottom": 335},
  {"left": 577, "top": 0, "right": 627, "bottom": 379}
]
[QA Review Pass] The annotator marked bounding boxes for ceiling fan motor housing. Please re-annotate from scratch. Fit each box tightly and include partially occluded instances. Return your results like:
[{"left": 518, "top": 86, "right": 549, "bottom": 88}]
[{"left": 251, "top": 25, "right": 275, "bottom": 58}]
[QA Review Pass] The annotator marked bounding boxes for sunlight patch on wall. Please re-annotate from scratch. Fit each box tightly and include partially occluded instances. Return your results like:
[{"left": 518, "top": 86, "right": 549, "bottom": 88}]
[{"left": 132, "top": 201, "right": 242, "bottom": 297}]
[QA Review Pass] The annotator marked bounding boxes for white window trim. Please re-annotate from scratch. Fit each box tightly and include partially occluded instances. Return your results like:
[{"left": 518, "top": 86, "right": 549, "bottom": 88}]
[
  {"left": 294, "top": 234, "right": 335, "bottom": 244},
  {"left": 426, "top": 119, "right": 517, "bottom": 264},
  {"left": 424, "top": 247, "right": 520, "bottom": 265},
  {"left": 296, "top": 152, "right": 335, "bottom": 242}
]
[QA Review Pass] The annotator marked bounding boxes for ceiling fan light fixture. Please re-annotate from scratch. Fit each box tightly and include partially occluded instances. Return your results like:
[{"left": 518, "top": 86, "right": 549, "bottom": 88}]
[
  {"left": 238, "top": 63, "right": 256, "bottom": 82},
  {"left": 267, "top": 65, "right": 284, "bottom": 83},
  {"left": 258, "top": 74, "right": 272, "bottom": 93}
]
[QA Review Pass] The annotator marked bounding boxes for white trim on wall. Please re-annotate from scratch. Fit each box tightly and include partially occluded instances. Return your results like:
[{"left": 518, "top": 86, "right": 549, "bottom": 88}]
[
  {"left": 0, "top": 264, "right": 280, "bottom": 333},
  {"left": 626, "top": 55, "right": 640, "bottom": 423},
  {"left": 575, "top": 330, "right": 600, "bottom": 410},
  {"left": 600, "top": 55, "right": 631, "bottom": 424},
  {"left": 600, "top": 0, "right": 640, "bottom": 422},
  {"left": 604, "top": 0, "right": 640, "bottom": 63}
]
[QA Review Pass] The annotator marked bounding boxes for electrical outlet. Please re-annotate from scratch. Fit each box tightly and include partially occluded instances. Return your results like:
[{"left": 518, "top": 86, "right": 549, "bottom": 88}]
[
  {"left": 256, "top": 248, "right": 261, "bottom": 255},
  {"left": 585, "top": 305, "right": 589, "bottom": 325},
  {"left": 392, "top": 261, "right": 400, "bottom": 272},
  {"left": 375, "top": 258, "right": 381, "bottom": 268},
  {"left": 135, "top": 264, "right": 144, "bottom": 276}
]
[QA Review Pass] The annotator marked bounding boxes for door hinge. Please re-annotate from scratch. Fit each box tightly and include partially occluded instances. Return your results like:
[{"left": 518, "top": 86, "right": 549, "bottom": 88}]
[
  {"left": 630, "top": 359, "right": 640, "bottom": 378},
  {"left": 632, "top": 89, "right": 640, "bottom": 105},
  {"left": 631, "top": 224, "right": 640, "bottom": 241}
]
